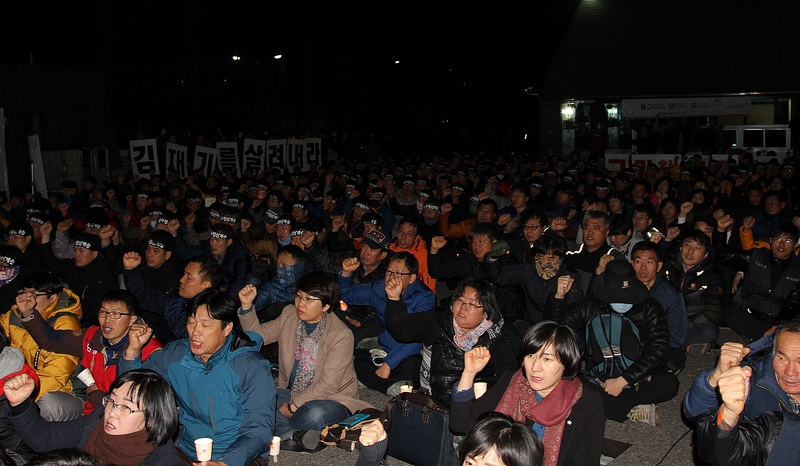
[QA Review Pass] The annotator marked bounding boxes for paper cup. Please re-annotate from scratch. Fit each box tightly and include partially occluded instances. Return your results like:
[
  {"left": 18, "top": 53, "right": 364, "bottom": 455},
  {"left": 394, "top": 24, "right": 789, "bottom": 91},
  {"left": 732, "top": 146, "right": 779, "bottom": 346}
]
[
  {"left": 473, "top": 382, "right": 488, "bottom": 399},
  {"left": 76, "top": 368, "right": 96, "bottom": 387},
  {"left": 399, "top": 385, "right": 413, "bottom": 394},
  {"left": 270, "top": 436, "right": 281, "bottom": 456},
  {"left": 195, "top": 438, "right": 213, "bottom": 461}
]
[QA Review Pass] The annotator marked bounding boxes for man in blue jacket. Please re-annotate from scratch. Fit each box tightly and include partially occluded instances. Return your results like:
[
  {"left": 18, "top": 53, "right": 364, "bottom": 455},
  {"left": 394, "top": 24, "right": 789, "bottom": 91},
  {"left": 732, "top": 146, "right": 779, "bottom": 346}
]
[
  {"left": 684, "top": 321, "right": 800, "bottom": 421},
  {"left": 119, "top": 289, "right": 275, "bottom": 466},
  {"left": 339, "top": 251, "right": 435, "bottom": 395}
]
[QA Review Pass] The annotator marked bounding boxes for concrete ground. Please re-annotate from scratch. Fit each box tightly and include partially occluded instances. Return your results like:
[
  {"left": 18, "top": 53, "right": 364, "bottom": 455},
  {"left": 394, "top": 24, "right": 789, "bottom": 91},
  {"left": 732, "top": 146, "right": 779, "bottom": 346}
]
[{"left": 272, "top": 332, "right": 733, "bottom": 466}]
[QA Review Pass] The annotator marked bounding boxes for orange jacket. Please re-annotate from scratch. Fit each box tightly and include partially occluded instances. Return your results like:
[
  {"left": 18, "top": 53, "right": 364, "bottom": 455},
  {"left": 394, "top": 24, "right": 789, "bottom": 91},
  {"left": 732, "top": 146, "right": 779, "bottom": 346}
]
[{"left": 390, "top": 236, "right": 436, "bottom": 292}]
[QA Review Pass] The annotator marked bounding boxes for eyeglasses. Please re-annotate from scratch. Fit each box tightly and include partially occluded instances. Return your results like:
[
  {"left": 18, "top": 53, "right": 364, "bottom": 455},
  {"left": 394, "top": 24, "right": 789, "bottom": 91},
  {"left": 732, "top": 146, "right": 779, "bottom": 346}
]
[
  {"left": 386, "top": 270, "right": 414, "bottom": 278},
  {"left": 523, "top": 225, "right": 543, "bottom": 231},
  {"left": 98, "top": 310, "right": 134, "bottom": 320},
  {"left": 102, "top": 396, "right": 144, "bottom": 416},
  {"left": 295, "top": 294, "right": 322, "bottom": 304},
  {"left": 454, "top": 298, "right": 484, "bottom": 311},
  {"left": 17, "top": 291, "right": 48, "bottom": 298},
  {"left": 771, "top": 237, "right": 796, "bottom": 245}
]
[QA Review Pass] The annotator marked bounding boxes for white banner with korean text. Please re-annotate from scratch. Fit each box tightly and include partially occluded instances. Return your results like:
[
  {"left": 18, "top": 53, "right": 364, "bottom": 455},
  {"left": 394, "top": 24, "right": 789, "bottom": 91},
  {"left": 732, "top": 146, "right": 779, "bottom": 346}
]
[
  {"left": 129, "top": 139, "right": 159, "bottom": 178},
  {"left": 622, "top": 97, "right": 751, "bottom": 119}
]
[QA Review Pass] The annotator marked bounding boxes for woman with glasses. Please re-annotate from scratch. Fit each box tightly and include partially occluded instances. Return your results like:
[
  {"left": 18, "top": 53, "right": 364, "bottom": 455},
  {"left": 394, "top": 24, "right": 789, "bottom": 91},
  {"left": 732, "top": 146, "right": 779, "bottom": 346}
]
[
  {"left": 237, "top": 272, "right": 372, "bottom": 453},
  {"left": 384, "top": 277, "right": 517, "bottom": 406},
  {"left": 3, "top": 369, "right": 181, "bottom": 466},
  {"left": 451, "top": 322, "right": 604, "bottom": 466}
]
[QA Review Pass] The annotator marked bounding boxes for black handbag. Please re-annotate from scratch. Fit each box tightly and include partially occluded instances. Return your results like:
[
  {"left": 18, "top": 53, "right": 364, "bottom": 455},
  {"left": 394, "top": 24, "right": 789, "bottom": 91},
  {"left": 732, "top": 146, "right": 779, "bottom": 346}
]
[{"left": 384, "top": 392, "right": 454, "bottom": 466}]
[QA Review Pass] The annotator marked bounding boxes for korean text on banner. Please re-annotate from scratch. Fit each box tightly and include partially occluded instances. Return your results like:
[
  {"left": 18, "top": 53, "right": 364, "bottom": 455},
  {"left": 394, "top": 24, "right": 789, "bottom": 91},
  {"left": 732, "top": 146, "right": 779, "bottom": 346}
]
[
  {"left": 129, "top": 139, "right": 159, "bottom": 178},
  {"left": 166, "top": 142, "right": 188, "bottom": 179},
  {"left": 243, "top": 139, "right": 266, "bottom": 174},
  {"left": 193, "top": 146, "right": 219, "bottom": 178},
  {"left": 217, "top": 142, "right": 241, "bottom": 177}
]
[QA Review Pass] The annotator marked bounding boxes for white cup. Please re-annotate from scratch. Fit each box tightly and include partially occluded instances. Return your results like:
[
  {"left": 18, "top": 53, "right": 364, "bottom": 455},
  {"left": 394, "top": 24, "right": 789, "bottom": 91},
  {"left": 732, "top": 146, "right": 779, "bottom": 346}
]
[
  {"left": 399, "top": 385, "right": 413, "bottom": 394},
  {"left": 270, "top": 436, "right": 281, "bottom": 456},
  {"left": 195, "top": 438, "right": 213, "bottom": 462},
  {"left": 473, "top": 382, "right": 488, "bottom": 399},
  {"left": 77, "top": 368, "right": 96, "bottom": 387}
]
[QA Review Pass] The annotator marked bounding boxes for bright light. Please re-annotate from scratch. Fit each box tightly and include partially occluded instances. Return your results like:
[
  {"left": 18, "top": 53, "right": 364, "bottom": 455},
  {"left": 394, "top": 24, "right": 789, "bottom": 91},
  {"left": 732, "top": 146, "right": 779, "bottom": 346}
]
[
  {"left": 274, "top": 54, "right": 282, "bottom": 59},
  {"left": 561, "top": 106, "right": 575, "bottom": 117},
  {"left": 394, "top": 60, "right": 400, "bottom": 64},
  {"left": 232, "top": 56, "right": 241, "bottom": 61}
]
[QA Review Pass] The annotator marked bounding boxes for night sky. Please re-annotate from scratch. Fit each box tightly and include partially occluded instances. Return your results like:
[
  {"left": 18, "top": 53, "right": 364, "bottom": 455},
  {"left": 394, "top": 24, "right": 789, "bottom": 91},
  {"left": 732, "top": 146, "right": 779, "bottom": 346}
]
[{"left": 1, "top": 1, "right": 580, "bottom": 148}]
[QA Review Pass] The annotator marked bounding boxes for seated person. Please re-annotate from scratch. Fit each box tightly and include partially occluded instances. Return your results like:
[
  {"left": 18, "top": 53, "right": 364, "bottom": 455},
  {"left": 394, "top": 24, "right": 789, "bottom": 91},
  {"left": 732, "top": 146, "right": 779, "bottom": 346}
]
[
  {"left": 0, "top": 245, "right": 25, "bottom": 314},
  {"left": 607, "top": 214, "right": 642, "bottom": 261},
  {"left": 660, "top": 231, "right": 725, "bottom": 353},
  {"left": 2, "top": 271, "right": 84, "bottom": 421},
  {"left": 175, "top": 223, "right": 251, "bottom": 299},
  {"left": 338, "top": 252, "right": 436, "bottom": 395},
  {"left": 237, "top": 274, "right": 373, "bottom": 453},
  {"left": 119, "top": 289, "right": 275, "bottom": 466},
  {"left": 485, "top": 234, "right": 583, "bottom": 325},
  {"left": 546, "top": 261, "right": 679, "bottom": 425},
  {"left": 695, "top": 365, "right": 798, "bottom": 466},
  {"left": 249, "top": 245, "right": 308, "bottom": 319},
  {"left": 384, "top": 278, "right": 517, "bottom": 406},
  {"left": 0, "top": 326, "right": 39, "bottom": 459},
  {"left": 38, "top": 225, "right": 118, "bottom": 327},
  {"left": 628, "top": 242, "right": 686, "bottom": 371},
  {"left": 450, "top": 321, "right": 604, "bottom": 466},
  {"left": 3, "top": 369, "right": 181, "bottom": 465},
  {"left": 684, "top": 321, "right": 800, "bottom": 420},
  {"left": 564, "top": 211, "right": 625, "bottom": 296},
  {"left": 357, "top": 411, "right": 544, "bottom": 466},
  {"left": 17, "top": 289, "right": 163, "bottom": 414},
  {"left": 714, "top": 218, "right": 800, "bottom": 340}
]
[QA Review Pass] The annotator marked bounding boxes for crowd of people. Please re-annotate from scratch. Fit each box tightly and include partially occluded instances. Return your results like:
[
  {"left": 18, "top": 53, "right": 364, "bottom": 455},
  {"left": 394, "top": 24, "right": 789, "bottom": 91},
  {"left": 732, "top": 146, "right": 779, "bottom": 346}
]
[{"left": 0, "top": 146, "right": 798, "bottom": 465}]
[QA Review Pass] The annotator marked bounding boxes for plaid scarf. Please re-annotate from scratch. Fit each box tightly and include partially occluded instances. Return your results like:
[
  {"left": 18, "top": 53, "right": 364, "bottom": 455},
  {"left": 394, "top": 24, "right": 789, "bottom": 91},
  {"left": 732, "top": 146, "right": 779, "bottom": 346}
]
[
  {"left": 291, "top": 312, "right": 328, "bottom": 398},
  {"left": 452, "top": 317, "right": 492, "bottom": 351}
]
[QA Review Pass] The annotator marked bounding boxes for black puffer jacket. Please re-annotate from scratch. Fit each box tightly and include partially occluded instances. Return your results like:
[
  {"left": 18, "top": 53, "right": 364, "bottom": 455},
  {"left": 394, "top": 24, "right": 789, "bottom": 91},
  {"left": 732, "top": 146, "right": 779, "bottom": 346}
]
[
  {"left": 545, "top": 295, "right": 670, "bottom": 387},
  {"left": 696, "top": 408, "right": 798, "bottom": 466},
  {"left": 384, "top": 299, "right": 517, "bottom": 406},
  {"left": 661, "top": 254, "right": 726, "bottom": 323},
  {"left": 715, "top": 240, "right": 800, "bottom": 322}
]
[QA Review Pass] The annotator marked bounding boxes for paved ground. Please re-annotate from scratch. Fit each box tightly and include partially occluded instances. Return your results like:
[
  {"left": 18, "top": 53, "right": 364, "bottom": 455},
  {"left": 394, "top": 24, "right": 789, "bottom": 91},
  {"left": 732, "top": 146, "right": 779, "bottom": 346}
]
[{"left": 271, "top": 332, "right": 733, "bottom": 466}]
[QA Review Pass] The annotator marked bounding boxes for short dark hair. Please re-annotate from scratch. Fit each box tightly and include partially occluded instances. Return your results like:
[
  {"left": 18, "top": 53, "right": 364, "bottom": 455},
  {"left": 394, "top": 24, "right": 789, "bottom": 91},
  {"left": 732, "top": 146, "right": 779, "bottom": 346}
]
[
  {"left": 187, "top": 289, "right": 239, "bottom": 329},
  {"left": 519, "top": 320, "right": 581, "bottom": 379},
  {"left": 26, "top": 449, "right": 100, "bottom": 466},
  {"left": 277, "top": 244, "right": 306, "bottom": 263},
  {"left": 188, "top": 256, "right": 222, "bottom": 289},
  {"left": 296, "top": 271, "right": 340, "bottom": 313},
  {"left": 510, "top": 184, "right": 529, "bottom": 197},
  {"left": 660, "top": 197, "right": 680, "bottom": 212},
  {"left": 774, "top": 320, "right": 800, "bottom": 345},
  {"left": 100, "top": 289, "right": 140, "bottom": 316},
  {"left": 632, "top": 204, "right": 653, "bottom": 219},
  {"left": 766, "top": 190, "right": 788, "bottom": 205},
  {"left": 770, "top": 222, "right": 800, "bottom": 243},
  {"left": 608, "top": 214, "right": 632, "bottom": 236},
  {"left": 631, "top": 240, "right": 662, "bottom": 262},
  {"left": 519, "top": 209, "right": 548, "bottom": 228},
  {"left": 531, "top": 234, "right": 567, "bottom": 258},
  {"left": 108, "top": 369, "right": 180, "bottom": 445},
  {"left": 458, "top": 412, "right": 543, "bottom": 466},
  {"left": 477, "top": 198, "right": 497, "bottom": 213},
  {"left": 397, "top": 217, "right": 420, "bottom": 233},
  {"left": 21, "top": 272, "right": 63, "bottom": 296},
  {"left": 469, "top": 223, "right": 499, "bottom": 242},
  {"left": 388, "top": 251, "right": 419, "bottom": 275},
  {"left": 451, "top": 278, "right": 500, "bottom": 322},
  {"left": 682, "top": 229, "right": 712, "bottom": 254}
]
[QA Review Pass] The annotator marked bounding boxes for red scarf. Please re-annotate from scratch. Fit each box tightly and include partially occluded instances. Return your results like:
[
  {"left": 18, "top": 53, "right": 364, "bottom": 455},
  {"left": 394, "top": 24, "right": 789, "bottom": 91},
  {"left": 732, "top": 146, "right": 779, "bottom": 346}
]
[{"left": 495, "top": 370, "right": 582, "bottom": 466}]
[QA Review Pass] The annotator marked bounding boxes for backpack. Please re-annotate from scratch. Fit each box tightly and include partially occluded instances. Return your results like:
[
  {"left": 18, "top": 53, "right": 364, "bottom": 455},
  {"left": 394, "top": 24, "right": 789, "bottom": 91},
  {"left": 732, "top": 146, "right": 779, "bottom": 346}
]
[{"left": 585, "top": 311, "right": 642, "bottom": 384}]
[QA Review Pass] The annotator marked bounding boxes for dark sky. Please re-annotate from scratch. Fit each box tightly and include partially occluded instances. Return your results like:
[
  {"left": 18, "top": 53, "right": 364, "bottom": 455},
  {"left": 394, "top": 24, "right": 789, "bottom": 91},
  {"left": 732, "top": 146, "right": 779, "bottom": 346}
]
[{"left": 2, "top": 1, "right": 580, "bottom": 144}]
